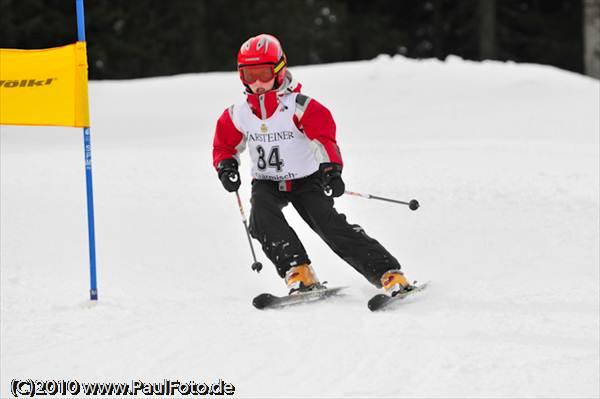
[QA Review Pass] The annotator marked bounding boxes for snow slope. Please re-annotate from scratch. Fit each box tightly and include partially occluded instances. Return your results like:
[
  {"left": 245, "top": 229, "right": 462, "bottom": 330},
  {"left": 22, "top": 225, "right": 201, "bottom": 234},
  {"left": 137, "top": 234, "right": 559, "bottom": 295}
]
[{"left": 1, "top": 55, "right": 599, "bottom": 398}]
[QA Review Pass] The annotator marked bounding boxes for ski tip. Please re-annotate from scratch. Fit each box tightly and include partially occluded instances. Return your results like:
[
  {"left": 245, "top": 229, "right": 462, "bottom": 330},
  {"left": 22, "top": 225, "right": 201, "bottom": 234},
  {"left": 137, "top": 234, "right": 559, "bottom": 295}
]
[
  {"left": 252, "top": 293, "right": 276, "bottom": 310},
  {"left": 367, "top": 294, "right": 390, "bottom": 311}
]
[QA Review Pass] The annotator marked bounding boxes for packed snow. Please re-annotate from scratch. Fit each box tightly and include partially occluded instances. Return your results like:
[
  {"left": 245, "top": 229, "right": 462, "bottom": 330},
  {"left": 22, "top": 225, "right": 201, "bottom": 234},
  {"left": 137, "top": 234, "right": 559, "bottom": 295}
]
[{"left": 1, "top": 55, "right": 599, "bottom": 398}]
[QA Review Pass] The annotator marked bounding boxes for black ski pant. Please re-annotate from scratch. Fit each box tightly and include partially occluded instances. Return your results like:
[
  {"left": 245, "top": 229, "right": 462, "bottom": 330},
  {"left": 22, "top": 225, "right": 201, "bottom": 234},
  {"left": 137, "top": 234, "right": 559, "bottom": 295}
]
[{"left": 248, "top": 173, "right": 401, "bottom": 287}]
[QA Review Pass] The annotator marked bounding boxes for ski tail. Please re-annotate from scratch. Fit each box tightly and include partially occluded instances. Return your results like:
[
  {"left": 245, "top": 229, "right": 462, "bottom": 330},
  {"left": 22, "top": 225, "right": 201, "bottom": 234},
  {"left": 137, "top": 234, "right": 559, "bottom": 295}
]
[{"left": 368, "top": 281, "right": 429, "bottom": 311}]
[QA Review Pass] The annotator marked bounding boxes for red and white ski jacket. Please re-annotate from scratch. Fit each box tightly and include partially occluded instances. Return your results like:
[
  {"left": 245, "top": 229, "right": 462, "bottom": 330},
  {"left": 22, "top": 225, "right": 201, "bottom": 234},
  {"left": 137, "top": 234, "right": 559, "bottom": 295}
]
[{"left": 212, "top": 72, "right": 343, "bottom": 182}]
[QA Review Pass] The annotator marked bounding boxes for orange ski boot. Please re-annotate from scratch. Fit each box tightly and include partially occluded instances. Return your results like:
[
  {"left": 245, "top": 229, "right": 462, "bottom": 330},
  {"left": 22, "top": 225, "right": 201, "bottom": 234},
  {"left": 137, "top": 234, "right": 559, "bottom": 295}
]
[
  {"left": 285, "top": 264, "right": 322, "bottom": 295},
  {"left": 381, "top": 269, "right": 413, "bottom": 297}
]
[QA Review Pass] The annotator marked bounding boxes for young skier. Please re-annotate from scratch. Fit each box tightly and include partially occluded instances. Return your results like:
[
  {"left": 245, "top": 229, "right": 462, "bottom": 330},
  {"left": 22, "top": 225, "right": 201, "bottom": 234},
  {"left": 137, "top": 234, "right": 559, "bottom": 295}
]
[{"left": 212, "top": 34, "right": 413, "bottom": 296}]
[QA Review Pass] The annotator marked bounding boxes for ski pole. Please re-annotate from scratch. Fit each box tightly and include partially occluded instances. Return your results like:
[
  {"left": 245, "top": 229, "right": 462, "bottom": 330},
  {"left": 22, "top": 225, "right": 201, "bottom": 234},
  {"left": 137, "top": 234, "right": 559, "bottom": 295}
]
[
  {"left": 235, "top": 191, "right": 263, "bottom": 273},
  {"left": 344, "top": 190, "right": 420, "bottom": 210}
]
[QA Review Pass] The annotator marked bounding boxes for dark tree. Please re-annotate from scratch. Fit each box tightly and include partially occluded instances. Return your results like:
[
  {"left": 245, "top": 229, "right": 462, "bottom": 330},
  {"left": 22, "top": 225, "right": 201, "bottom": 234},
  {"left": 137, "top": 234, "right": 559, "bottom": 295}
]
[
  {"left": 479, "top": 0, "right": 497, "bottom": 59},
  {"left": 0, "top": 0, "right": 586, "bottom": 79}
]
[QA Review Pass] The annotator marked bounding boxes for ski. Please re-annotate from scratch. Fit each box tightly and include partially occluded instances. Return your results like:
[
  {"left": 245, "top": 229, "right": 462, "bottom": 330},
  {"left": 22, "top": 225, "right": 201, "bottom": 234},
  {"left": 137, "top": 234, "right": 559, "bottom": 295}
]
[
  {"left": 367, "top": 281, "right": 429, "bottom": 311},
  {"left": 252, "top": 286, "right": 347, "bottom": 309}
]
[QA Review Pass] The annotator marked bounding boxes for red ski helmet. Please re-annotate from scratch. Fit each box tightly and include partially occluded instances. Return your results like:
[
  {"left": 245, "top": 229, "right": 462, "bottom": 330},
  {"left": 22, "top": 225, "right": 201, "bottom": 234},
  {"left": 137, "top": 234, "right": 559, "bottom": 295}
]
[{"left": 237, "top": 34, "right": 287, "bottom": 88}]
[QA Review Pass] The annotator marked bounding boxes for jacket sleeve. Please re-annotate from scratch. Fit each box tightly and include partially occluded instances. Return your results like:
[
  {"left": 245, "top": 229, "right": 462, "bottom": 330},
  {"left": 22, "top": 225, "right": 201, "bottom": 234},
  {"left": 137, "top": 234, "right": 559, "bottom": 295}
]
[
  {"left": 212, "top": 106, "right": 246, "bottom": 170},
  {"left": 293, "top": 95, "right": 343, "bottom": 166}
]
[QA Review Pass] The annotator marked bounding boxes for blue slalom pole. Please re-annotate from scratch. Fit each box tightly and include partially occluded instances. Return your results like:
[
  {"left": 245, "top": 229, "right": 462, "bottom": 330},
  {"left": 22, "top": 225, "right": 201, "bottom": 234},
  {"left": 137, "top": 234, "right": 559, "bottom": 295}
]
[
  {"left": 76, "top": 0, "right": 98, "bottom": 300},
  {"left": 76, "top": 0, "right": 86, "bottom": 41}
]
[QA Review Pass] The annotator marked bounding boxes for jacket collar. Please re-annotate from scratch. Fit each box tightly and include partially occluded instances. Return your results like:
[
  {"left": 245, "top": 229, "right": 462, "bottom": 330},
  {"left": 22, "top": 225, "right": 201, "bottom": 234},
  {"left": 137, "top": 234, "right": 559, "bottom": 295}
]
[{"left": 245, "top": 71, "right": 302, "bottom": 119}]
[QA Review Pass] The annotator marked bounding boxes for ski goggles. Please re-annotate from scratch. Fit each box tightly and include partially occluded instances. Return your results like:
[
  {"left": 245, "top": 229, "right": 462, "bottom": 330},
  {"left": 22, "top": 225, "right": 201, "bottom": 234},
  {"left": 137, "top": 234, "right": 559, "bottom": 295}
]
[{"left": 239, "top": 61, "right": 285, "bottom": 84}]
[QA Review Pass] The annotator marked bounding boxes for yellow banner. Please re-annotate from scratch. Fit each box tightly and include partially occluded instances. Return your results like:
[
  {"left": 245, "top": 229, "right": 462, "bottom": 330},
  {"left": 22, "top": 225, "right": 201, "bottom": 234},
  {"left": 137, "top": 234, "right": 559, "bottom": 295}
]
[{"left": 0, "top": 42, "right": 90, "bottom": 127}]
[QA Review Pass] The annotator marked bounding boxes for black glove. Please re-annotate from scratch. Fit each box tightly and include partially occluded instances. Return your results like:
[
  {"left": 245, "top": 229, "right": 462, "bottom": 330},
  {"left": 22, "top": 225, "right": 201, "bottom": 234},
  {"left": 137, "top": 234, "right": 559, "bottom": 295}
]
[
  {"left": 320, "top": 162, "right": 345, "bottom": 197},
  {"left": 217, "top": 158, "right": 241, "bottom": 192}
]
